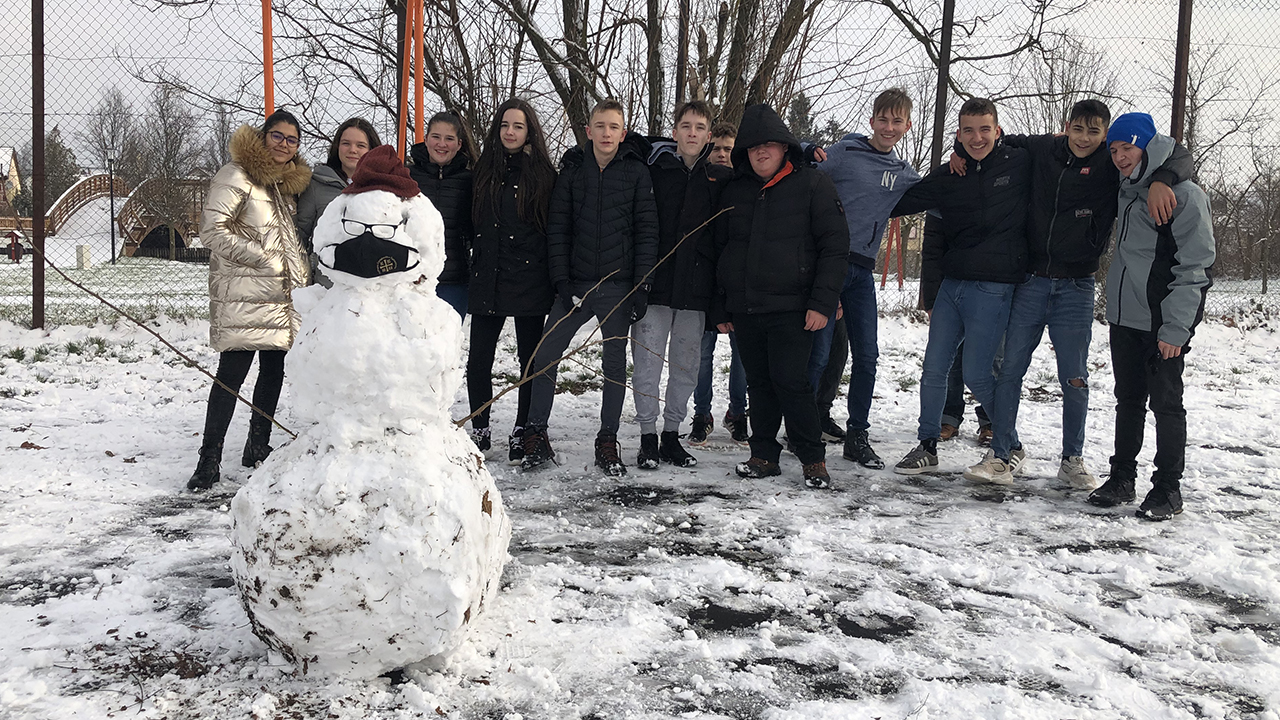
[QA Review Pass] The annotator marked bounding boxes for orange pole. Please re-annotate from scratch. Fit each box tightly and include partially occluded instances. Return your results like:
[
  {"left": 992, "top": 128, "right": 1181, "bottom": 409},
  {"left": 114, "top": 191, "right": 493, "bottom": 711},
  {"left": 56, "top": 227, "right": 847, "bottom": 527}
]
[
  {"left": 894, "top": 218, "right": 904, "bottom": 289},
  {"left": 262, "top": 0, "right": 274, "bottom": 117},
  {"left": 396, "top": 3, "right": 413, "bottom": 160},
  {"left": 413, "top": 1, "right": 425, "bottom": 144}
]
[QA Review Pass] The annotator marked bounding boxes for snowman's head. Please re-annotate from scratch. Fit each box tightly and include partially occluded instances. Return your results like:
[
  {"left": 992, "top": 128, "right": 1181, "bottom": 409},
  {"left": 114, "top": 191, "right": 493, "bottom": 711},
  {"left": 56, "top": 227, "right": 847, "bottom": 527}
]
[{"left": 312, "top": 145, "right": 445, "bottom": 287}]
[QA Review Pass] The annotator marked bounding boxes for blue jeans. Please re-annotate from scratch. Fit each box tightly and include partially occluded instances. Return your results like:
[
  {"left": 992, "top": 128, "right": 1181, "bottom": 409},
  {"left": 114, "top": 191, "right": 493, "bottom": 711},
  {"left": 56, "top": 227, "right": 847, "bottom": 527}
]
[
  {"left": 991, "top": 275, "right": 1094, "bottom": 460},
  {"left": 694, "top": 330, "right": 747, "bottom": 417},
  {"left": 436, "top": 282, "right": 468, "bottom": 319},
  {"left": 918, "top": 278, "right": 1014, "bottom": 442},
  {"left": 805, "top": 264, "right": 879, "bottom": 431},
  {"left": 941, "top": 341, "right": 1000, "bottom": 429}
]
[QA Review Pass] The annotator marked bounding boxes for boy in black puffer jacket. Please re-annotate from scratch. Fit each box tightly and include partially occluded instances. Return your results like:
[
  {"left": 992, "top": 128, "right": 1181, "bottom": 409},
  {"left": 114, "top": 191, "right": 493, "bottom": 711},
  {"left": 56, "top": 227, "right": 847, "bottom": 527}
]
[
  {"left": 521, "top": 99, "right": 660, "bottom": 477},
  {"left": 712, "top": 104, "right": 849, "bottom": 489}
]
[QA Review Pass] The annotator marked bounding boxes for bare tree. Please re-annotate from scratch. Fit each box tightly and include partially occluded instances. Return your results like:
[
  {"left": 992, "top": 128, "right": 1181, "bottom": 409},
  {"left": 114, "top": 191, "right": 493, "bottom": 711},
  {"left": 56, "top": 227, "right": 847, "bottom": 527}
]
[
  {"left": 78, "top": 87, "right": 137, "bottom": 174},
  {"left": 1000, "top": 34, "right": 1121, "bottom": 134}
]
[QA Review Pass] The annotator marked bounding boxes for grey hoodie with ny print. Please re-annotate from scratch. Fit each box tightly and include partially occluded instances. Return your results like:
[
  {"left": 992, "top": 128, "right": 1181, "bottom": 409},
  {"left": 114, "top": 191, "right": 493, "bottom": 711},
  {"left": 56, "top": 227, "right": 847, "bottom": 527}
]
[{"left": 1105, "top": 133, "right": 1215, "bottom": 348}]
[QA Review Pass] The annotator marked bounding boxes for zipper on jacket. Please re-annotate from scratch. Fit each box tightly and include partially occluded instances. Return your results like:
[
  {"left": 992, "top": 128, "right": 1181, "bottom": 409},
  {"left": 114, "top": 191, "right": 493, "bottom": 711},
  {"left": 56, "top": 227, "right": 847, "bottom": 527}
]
[
  {"left": 596, "top": 163, "right": 604, "bottom": 281},
  {"left": 1045, "top": 163, "right": 1069, "bottom": 274},
  {"left": 1114, "top": 194, "right": 1139, "bottom": 323}
]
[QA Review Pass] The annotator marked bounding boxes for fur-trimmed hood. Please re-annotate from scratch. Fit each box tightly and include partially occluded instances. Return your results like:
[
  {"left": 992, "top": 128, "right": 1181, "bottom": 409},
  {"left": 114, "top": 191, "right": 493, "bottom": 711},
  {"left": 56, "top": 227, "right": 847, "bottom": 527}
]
[{"left": 229, "top": 124, "right": 312, "bottom": 196}]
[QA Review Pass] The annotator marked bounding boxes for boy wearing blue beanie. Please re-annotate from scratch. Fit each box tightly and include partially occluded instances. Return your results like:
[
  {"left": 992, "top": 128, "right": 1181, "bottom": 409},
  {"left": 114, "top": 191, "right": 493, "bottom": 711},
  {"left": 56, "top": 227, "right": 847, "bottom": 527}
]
[{"left": 1088, "top": 113, "right": 1215, "bottom": 520}]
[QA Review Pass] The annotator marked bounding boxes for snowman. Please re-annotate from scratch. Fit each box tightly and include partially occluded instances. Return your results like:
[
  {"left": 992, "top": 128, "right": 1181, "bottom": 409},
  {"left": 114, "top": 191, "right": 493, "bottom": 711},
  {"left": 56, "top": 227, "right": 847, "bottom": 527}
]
[{"left": 229, "top": 145, "right": 511, "bottom": 678}]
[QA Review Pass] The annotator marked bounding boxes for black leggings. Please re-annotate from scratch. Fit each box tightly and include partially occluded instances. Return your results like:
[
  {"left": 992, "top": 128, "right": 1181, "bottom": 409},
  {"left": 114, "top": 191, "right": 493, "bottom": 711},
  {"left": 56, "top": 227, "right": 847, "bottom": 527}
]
[
  {"left": 467, "top": 315, "right": 545, "bottom": 430},
  {"left": 200, "top": 350, "right": 287, "bottom": 449}
]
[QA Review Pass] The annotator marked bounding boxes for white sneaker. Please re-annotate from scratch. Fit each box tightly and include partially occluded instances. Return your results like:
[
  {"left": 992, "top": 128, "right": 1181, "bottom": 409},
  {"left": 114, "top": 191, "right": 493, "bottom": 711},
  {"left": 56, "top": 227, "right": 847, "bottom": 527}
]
[
  {"left": 963, "top": 450, "right": 1014, "bottom": 485},
  {"left": 1009, "top": 446, "right": 1027, "bottom": 475},
  {"left": 1058, "top": 456, "right": 1098, "bottom": 490}
]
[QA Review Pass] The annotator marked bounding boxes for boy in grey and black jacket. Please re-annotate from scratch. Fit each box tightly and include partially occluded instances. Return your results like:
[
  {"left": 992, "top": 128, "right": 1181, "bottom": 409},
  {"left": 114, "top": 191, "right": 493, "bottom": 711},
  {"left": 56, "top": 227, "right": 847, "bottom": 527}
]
[{"left": 1088, "top": 112, "right": 1215, "bottom": 521}]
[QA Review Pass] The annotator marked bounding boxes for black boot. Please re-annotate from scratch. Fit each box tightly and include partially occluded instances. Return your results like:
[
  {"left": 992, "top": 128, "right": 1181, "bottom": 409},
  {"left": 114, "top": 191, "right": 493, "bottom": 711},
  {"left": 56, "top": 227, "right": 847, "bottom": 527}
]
[
  {"left": 1136, "top": 482, "right": 1183, "bottom": 521},
  {"left": 843, "top": 428, "right": 884, "bottom": 469},
  {"left": 188, "top": 443, "right": 222, "bottom": 491},
  {"left": 242, "top": 413, "right": 274, "bottom": 468},
  {"left": 1087, "top": 471, "right": 1136, "bottom": 508},
  {"left": 659, "top": 431, "right": 697, "bottom": 468},
  {"left": 594, "top": 432, "right": 628, "bottom": 477},
  {"left": 637, "top": 433, "right": 660, "bottom": 470}
]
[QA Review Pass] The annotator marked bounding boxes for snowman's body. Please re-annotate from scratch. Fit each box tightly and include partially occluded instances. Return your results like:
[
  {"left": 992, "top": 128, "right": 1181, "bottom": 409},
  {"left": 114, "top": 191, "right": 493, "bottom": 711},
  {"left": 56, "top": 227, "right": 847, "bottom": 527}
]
[{"left": 229, "top": 167, "right": 511, "bottom": 679}]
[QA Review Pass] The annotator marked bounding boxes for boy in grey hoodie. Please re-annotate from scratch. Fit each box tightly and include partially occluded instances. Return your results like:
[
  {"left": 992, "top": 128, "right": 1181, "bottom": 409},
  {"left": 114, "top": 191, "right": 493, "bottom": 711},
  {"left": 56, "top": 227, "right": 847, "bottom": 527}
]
[{"left": 1088, "top": 112, "right": 1215, "bottom": 520}]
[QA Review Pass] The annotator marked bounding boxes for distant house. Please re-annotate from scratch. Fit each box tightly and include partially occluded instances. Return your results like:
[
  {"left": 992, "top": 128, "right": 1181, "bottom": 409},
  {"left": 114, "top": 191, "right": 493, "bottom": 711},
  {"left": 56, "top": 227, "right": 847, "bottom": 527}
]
[{"left": 0, "top": 147, "right": 20, "bottom": 212}]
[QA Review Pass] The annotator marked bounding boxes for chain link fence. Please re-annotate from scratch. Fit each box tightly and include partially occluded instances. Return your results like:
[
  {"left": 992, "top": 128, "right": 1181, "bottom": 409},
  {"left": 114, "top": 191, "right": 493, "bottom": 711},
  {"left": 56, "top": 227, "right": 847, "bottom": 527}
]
[{"left": 3, "top": 0, "right": 1277, "bottom": 327}]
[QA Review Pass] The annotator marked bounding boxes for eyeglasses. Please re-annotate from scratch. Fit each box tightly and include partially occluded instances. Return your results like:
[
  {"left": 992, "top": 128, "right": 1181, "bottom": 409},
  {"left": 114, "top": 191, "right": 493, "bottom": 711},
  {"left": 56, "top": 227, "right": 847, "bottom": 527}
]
[
  {"left": 267, "top": 130, "right": 300, "bottom": 147},
  {"left": 342, "top": 215, "right": 401, "bottom": 239}
]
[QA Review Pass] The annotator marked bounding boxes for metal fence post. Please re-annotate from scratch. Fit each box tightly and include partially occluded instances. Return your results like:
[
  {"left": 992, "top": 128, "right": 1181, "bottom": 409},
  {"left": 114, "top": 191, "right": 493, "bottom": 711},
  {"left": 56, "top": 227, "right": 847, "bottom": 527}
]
[
  {"left": 31, "top": 0, "right": 45, "bottom": 329},
  {"left": 1170, "top": 0, "right": 1193, "bottom": 142}
]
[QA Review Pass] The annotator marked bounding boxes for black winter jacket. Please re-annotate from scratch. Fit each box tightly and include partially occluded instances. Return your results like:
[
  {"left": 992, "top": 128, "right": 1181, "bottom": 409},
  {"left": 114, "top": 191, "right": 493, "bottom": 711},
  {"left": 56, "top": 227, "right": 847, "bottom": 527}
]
[
  {"left": 642, "top": 138, "right": 733, "bottom": 311},
  {"left": 1006, "top": 133, "right": 1193, "bottom": 278},
  {"left": 893, "top": 138, "right": 1031, "bottom": 307},
  {"left": 409, "top": 144, "right": 473, "bottom": 285},
  {"left": 468, "top": 152, "right": 555, "bottom": 317},
  {"left": 713, "top": 104, "right": 849, "bottom": 320},
  {"left": 547, "top": 133, "right": 660, "bottom": 288}
]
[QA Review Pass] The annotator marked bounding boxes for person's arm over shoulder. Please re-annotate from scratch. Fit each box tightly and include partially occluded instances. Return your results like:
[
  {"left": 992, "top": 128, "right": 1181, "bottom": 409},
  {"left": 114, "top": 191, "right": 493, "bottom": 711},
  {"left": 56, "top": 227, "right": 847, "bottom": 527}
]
[
  {"left": 632, "top": 159, "right": 660, "bottom": 284},
  {"left": 806, "top": 172, "right": 850, "bottom": 316},
  {"left": 1151, "top": 142, "right": 1195, "bottom": 187},
  {"left": 545, "top": 166, "right": 576, "bottom": 286},
  {"left": 998, "top": 133, "right": 1051, "bottom": 151},
  {"left": 200, "top": 168, "right": 272, "bottom": 268},
  {"left": 1158, "top": 186, "right": 1216, "bottom": 347},
  {"left": 890, "top": 166, "right": 948, "bottom": 217},
  {"left": 919, "top": 210, "right": 945, "bottom": 311}
]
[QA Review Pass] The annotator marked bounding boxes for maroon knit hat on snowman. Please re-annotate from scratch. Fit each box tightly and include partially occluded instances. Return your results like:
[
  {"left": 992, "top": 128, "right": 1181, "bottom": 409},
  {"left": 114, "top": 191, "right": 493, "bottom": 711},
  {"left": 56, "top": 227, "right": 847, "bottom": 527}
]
[{"left": 342, "top": 145, "right": 420, "bottom": 198}]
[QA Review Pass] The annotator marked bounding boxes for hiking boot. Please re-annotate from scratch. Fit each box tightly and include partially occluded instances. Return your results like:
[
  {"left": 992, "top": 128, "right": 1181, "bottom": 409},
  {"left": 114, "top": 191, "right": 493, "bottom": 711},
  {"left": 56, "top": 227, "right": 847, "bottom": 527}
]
[
  {"left": 188, "top": 443, "right": 222, "bottom": 491},
  {"left": 1058, "top": 456, "right": 1097, "bottom": 490},
  {"left": 1009, "top": 446, "right": 1027, "bottom": 476},
  {"left": 594, "top": 433, "right": 627, "bottom": 477},
  {"left": 963, "top": 450, "right": 1014, "bottom": 485},
  {"left": 977, "top": 425, "right": 993, "bottom": 447},
  {"left": 735, "top": 457, "right": 781, "bottom": 479},
  {"left": 940, "top": 423, "right": 959, "bottom": 441},
  {"left": 470, "top": 426, "right": 492, "bottom": 452},
  {"left": 520, "top": 428, "right": 555, "bottom": 471},
  {"left": 637, "top": 433, "right": 660, "bottom": 470},
  {"left": 242, "top": 415, "right": 273, "bottom": 468},
  {"left": 842, "top": 429, "right": 885, "bottom": 469},
  {"left": 803, "top": 461, "right": 831, "bottom": 489},
  {"left": 1087, "top": 473, "right": 1136, "bottom": 507},
  {"left": 725, "top": 411, "right": 749, "bottom": 443},
  {"left": 659, "top": 431, "right": 697, "bottom": 468},
  {"left": 820, "top": 416, "right": 847, "bottom": 443},
  {"left": 689, "top": 413, "right": 714, "bottom": 444},
  {"left": 507, "top": 426, "right": 524, "bottom": 466},
  {"left": 893, "top": 443, "right": 938, "bottom": 476},
  {"left": 1136, "top": 484, "right": 1183, "bottom": 521}
]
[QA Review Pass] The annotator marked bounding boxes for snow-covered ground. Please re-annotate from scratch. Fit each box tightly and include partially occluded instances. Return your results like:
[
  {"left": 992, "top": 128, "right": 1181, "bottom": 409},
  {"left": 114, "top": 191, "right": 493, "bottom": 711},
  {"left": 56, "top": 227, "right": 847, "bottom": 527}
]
[{"left": 1, "top": 314, "right": 1279, "bottom": 719}]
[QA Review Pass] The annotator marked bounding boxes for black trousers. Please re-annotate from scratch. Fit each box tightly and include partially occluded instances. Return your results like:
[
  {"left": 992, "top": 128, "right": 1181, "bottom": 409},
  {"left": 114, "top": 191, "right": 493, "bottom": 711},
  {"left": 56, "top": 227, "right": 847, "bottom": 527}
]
[
  {"left": 1109, "top": 323, "right": 1186, "bottom": 489},
  {"left": 735, "top": 311, "right": 824, "bottom": 465},
  {"left": 201, "top": 350, "right": 286, "bottom": 450},
  {"left": 467, "top": 314, "right": 546, "bottom": 430}
]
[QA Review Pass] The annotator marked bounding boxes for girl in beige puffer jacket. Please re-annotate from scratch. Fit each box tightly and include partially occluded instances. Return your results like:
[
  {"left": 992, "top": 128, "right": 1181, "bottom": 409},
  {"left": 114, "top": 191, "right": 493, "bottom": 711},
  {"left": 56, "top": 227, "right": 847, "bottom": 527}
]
[{"left": 189, "top": 111, "right": 312, "bottom": 491}]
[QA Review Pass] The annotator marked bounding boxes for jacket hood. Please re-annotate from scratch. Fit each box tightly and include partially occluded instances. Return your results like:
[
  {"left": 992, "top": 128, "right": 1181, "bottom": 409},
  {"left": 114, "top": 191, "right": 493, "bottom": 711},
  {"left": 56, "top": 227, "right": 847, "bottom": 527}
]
[
  {"left": 311, "top": 163, "right": 347, "bottom": 189},
  {"left": 646, "top": 136, "right": 714, "bottom": 169},
  {"left": 410, "top": 142, "right": 471, "bottom": 174},
  {"left": 229, "top": 125, "right": 312, "bottom": 196},
  {"left": 732, "top": 104, "right": 803, "bottom": 173},
  {"left": 1125, "top": 133, "right": 1175, "bottom": 189},
  {"left": 840, "top": 133, "right": 887, "bottom": 154}
]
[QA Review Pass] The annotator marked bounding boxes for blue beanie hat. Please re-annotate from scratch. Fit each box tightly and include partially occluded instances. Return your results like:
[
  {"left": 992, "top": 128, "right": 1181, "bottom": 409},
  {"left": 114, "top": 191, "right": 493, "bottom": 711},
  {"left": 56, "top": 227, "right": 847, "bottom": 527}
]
[{"left": 1107, "top": 112, "right": 1157, "bottom": 149}]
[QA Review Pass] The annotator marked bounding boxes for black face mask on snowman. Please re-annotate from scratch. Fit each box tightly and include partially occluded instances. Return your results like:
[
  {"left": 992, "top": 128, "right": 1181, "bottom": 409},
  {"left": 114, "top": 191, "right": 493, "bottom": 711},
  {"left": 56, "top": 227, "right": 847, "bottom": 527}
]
[{"left": 320, "top": 216, "right": 421, "bottom": 278}]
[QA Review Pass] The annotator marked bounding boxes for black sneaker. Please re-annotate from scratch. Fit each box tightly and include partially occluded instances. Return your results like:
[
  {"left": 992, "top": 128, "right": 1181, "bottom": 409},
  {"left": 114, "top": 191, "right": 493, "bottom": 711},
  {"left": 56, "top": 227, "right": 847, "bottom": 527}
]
[
  {"left": 726, "top": 412, "right": 749, "bottom": 443},
  {"left": 736, "top": 457, "right": 781, "bottom": 479},
  {"left": 689, "top": 414, "right": 714, "bottom": 444},
  {"left": 470, "top": 426, "right": 491, "bottom": 452},
  {"left": 820, "top": 417, "right": 846, "bottom": 443},
  {"left": 637, "top": 433, "right": 660, "bottom": 470},
  {"left": 1087, "top": 474, "right": 1136, "bottom": 508},
  {"left": 842, "top": 429, "right": 885, "bottom": 469},
  {"left": 659, "top": 431, "right": 697, "bottom": 467},
  {"left": 507, "top": 426, "right": 524, "bottom": 466},
  {"left": 1135, "top": 485, "right": 1183, "bottom": 521},
  {"left": 803, "top": 461, "right": 831, "bottom": 489},
  {"left": 595, "top": 433, "right": 628, "bottom": 477},
  {"left": 520, "top": 428, "right": 555, "bottom": 471}
]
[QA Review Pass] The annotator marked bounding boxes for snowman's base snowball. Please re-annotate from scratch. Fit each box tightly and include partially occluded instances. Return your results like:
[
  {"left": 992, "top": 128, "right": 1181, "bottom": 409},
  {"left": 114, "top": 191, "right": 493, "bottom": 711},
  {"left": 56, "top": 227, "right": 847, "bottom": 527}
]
[{"left": 230, "top": 425, "right": 511, "bottom": 678}]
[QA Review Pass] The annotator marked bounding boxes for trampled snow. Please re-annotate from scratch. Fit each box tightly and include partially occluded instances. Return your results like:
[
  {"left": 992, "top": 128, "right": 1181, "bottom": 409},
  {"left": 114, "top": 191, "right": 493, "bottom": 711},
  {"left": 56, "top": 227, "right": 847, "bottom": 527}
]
[{"left": 1, "top": 311, "right": 1279, "bottom": 718}]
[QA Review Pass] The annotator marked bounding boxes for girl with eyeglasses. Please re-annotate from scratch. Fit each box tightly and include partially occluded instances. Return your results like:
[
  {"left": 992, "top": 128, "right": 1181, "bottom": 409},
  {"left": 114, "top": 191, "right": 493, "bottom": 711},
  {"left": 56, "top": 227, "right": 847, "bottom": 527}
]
[
  {"left": 188, "top": 110, "right": 312, "bottom": 491},
  {"left": 295, "top": 118, "right": 382, "bottom": 286}
]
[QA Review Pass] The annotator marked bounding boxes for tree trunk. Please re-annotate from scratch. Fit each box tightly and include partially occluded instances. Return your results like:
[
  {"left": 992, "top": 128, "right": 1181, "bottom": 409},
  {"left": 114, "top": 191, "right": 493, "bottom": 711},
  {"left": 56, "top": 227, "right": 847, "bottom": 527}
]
[
  {"left": 646, "top": 0, "right": 663, "bottom": 135},
  {"left": 745, "top": 0, "right": 809, "bottom": 107},
  {"left": 563, "top": 0, "right": 590, "bottom": 143}
]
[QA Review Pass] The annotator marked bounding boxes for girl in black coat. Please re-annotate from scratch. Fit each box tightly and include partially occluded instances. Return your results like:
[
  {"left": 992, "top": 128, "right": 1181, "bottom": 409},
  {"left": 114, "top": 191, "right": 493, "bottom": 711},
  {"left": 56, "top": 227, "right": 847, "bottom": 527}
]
[
  {"left": 409, "top": 112, "right": 474, "bottom": 317},
  {"left": 465, "top": 99, "right": 558, "bottom": 462}
]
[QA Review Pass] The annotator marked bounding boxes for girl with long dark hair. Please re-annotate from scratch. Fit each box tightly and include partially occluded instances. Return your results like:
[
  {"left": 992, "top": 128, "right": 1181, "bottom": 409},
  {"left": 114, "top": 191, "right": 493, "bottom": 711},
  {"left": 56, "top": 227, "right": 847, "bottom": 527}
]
[{"left": 466, "top": 98, "right": 557, "bottom": 462}]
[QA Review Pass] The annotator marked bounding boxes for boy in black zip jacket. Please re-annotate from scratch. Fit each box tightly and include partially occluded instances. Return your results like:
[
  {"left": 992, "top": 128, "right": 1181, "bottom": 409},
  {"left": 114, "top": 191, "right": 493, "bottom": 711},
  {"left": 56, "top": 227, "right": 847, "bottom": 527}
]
[
  {"left": 521, "top": 98, "right": 660, "bottom": 477},
  {"left": 888, "top": 98, "right": 1029, "bottom": 480},
  {"left": 711, "top": 103, "right": 849, "bottom": 489},
  {"left": 951, "top": 100, "right": 1193, "bottom": 490},
  {"left": 631, "top": 100, "right": 733, "bottom": 471}
]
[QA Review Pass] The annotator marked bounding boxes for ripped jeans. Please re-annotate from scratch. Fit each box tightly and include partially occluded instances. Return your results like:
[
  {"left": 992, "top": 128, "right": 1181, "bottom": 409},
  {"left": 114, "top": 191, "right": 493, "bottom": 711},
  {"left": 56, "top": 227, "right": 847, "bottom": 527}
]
[{"left": 991, "top": 275, "right": 1095, "bottom": 460}]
